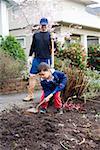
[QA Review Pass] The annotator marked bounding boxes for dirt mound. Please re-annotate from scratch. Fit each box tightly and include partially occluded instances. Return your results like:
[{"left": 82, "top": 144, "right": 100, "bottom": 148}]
[{"left": 0, "top": 98, "right": 100, "bottom": 150}]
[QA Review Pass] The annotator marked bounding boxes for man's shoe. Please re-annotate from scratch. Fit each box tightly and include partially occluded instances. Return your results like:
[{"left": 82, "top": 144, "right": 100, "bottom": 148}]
[
  {"left": 23, "top": 95, "right": 33, "bottom": 102},
  {"left": 56, "top": 108, "right": 63, "bottom": 115},
  {"left": 40, "top": 108, "right": 47, "bottom": 114}
]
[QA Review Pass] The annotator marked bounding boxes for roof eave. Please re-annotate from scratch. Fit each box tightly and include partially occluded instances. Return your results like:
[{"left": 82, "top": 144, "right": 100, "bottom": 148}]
[
  {"left": 70, "top": 0, "right": 98, "bottom": 5},
  {"left": 57, "top": 21, "right": 100, "bottom": 32},
  {"left": 4, "top": 0, "right": 17, "bottom": 7}
]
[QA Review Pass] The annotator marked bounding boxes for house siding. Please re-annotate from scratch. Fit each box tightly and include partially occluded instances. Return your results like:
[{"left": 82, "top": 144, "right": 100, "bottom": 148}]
[{"left": 9, "top": 0, "right": 100, "bottom": 54}]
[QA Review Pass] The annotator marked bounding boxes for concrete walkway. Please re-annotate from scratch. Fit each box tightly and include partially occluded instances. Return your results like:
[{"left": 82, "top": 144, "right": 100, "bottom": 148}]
[{"left": 0, "top": 90, "right": 42, "bottom": 112}]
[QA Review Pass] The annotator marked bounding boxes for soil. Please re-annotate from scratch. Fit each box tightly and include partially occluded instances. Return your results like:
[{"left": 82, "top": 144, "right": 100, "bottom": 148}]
[{"left": 0, "top": 97, "right": 100, "bottom": 150}]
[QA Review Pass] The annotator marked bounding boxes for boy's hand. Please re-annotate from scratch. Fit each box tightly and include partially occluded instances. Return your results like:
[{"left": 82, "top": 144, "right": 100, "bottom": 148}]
[{"left": 44, "top": 93, "right": 53, "bottom": 102}]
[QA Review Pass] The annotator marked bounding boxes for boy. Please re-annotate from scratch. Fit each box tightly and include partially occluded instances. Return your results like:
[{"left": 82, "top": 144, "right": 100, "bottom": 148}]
[{"left": 28, "top": 62, "right": 67, "bottom": 114}]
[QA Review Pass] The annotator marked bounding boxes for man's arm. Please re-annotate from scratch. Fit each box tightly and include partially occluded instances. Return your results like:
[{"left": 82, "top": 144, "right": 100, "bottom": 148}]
[{"left": 29, "top": 34, "right": 36, "bottom": 56}]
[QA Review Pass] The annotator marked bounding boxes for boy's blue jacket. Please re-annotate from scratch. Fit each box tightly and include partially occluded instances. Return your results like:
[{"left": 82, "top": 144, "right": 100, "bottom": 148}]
[{"left": 40, "top": 69, "right": 67, "bottom": 97}]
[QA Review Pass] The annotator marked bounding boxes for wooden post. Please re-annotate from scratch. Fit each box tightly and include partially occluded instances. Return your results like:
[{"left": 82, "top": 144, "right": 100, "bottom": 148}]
[{"left": 51, "top": 38, "right": 54, "bottom": 68}]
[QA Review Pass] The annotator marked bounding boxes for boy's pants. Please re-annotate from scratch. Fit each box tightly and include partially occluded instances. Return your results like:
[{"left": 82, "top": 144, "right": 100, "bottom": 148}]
[{"left": 40, "top": 91, "right": 62, "bottom": 109}]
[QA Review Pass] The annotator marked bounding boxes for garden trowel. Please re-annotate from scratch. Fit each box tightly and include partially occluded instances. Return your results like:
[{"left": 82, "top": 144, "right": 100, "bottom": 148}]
[
  {"left": 26, "top": 93, "right": 53, "bottom": 113},
  {"left": 27, "top": 98, "right": 46, "bottom": 113}
]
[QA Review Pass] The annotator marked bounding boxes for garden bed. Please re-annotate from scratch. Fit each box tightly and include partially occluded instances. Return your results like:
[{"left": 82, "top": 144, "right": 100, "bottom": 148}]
[
  {"left": 0, "top": 78, "right": 41, "bottom": 94},
  {"left": 0, "top": 78, "right": 28, "bottom": 94},
  {"left": 0, "top": 96, "right": 100, "bottom": 150}
]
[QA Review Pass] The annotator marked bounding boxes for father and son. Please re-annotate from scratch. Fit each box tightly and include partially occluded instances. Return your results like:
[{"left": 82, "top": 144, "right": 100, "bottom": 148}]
[{"left": 23, "top": 18, "right": 67, "bottom": 114}]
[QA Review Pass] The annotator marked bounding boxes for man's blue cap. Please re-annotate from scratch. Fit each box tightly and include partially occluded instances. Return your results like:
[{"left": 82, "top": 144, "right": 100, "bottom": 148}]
[{"left": 40, "top": 18, "right": 48, "bottom": 25}]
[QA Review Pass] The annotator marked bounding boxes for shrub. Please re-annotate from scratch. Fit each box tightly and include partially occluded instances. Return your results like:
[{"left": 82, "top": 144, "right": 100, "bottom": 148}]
[
  {"left": 62, "top": 67, "right": 89, "bottom": 101},
  {"left": 0, "top": 50, "right": 25, "bottom": 84},
  {"left": 55, "top": 58, "right": 100, "bottom": 100},
  {"left": 85, "top": 69, "right": 100, "bottom": 98},
  {"left": 55, "top": 41, "right": 100, "bottom": 100},
  {"left": 56, "top": 42, "right": 87, "bottom": 70},
  {"left": 0, "top": 35, "right": 26, "bottom": 61},
  {"left": 88, "top": 44, "right": 100, "bottom": 71},
  {"left": 62, "top": 67, "right": 100, "bottom": 101},
  {"left": 55, "top": 41, "right": 88, "bottom": 100}
]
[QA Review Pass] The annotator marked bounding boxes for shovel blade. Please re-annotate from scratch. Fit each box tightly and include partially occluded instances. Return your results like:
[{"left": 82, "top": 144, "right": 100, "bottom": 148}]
[{"left": 27, "top": 107, "right": 39, "bottom": 113}]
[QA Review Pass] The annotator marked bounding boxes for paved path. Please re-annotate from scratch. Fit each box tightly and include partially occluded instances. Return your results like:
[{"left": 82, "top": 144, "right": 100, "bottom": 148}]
[{"left": 0, "top": 90, "right": 42, "bottom": 112}]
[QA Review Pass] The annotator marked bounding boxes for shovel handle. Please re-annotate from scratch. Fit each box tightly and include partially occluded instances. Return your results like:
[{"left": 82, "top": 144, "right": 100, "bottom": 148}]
[
  {"left": 36, "top": 99, "right": 46, "bottom": 109},
  {"left": 36, "top": 93, "right": 53, "bottom": 109},
  {"left": 51, "top": 39, "right": 54, "bottom": 68}
]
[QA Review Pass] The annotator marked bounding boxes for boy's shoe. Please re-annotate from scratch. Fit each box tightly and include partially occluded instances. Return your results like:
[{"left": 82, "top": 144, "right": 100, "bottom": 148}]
[
  {"left": 40, "top": 108, "right": 47, "bottom": 114},
  {"left": 56, "top": 108, "right": 63, "bottom": 115}
]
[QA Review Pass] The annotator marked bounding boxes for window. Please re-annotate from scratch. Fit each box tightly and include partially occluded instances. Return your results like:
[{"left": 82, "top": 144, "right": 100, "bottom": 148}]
[
  {"left": 87, "top": 36, "right": 99, "bottom": 46},
  {"left": 0, "top": 36, "right": 2, "bottom": 44},
  {"left": 16, "top": 36, "right": 26, "bottom": 48}
]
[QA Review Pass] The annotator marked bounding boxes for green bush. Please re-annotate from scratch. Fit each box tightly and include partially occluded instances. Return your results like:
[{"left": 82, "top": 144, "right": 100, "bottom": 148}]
[
  {"left": 85, "top": 69, "right": 100, "bottom": 98},
  {"left": 0, "top": 35, "right": 26, "bottom": 61},
  {"left": 0, "top": 50, "right": 25, "bottom": 83},
  {"left": 56, "top": 41, "right": 87, "bottom": 70},
  {"left": 88, "top": 44, "right": 100, "bottom": 71}
]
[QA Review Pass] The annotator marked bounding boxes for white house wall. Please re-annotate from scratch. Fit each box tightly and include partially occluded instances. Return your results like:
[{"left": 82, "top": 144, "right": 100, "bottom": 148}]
[
  {"left": 0, "top": 0, "right": 9, "bottom": 36},
  {"left": 9, "top": 0, "right": 100, "bottom": 30},
  {"left": 9, "top": 0, "right": 100, "bottom": 54},
  {"left": 55, "top": 0, "right": 100, "bottom": 29}
]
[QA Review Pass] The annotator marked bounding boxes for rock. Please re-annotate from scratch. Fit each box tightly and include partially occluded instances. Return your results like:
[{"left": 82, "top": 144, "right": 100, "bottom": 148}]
[{"left": 58, "top": 123, "right": 64, "bottom": 127}]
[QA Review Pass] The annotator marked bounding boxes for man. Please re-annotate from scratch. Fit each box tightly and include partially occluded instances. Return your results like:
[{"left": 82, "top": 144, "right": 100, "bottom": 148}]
[{"left": 23, "top": 18, "right": 53, "bottom": 101}]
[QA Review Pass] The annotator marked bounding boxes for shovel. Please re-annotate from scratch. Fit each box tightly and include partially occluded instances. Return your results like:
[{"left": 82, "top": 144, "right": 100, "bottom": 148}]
[
  {"left": 27, "top": 93, "right": 53, "bottom": 113},
  {"left": 51, "top": 37, "right": 55, "bottom": 68}
]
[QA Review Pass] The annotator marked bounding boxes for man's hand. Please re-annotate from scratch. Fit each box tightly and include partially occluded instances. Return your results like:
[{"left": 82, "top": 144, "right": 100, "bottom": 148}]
[
  {"left": 27, "top": 56, "right": 33, "bottom": 65},
  {"left": 51, "top": 32, "right": 57, "bottom": 40},
  {"left": 44, "top": 93, "right": 53, "bottom": 102}
]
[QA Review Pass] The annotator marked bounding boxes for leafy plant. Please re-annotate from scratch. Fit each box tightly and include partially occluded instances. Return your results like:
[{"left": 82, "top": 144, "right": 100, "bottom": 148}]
[
  {"left": 85, "top": 69, "right": 100, "bottom": 98},
  {"left": 54, "top": 56, "right": 71, "bottom": 71},
  {"left": 88, "top": 44, "right": 100, "bottom": 71},
  {"left": 55, "top": 41, "right": 100, "bottom": 100},
  {"left": 62, "top": 67, "right": 89, "bottom": 101},
  {"left": 0, "top": 35, "right": 26, "bottom": 61},
  {"left": 56, "top": 42, "right": 87, "bottom": 69},
  {"left": 0, "top": 50, "right": 25, "bottom": 83}
]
